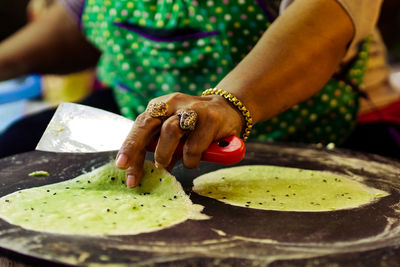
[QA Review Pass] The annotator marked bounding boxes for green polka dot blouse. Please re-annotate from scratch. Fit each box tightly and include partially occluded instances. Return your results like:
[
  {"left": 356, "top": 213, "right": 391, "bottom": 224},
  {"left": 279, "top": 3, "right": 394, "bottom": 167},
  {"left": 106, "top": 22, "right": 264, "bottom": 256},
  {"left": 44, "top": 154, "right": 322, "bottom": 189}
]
[{"left": 78, "top": 0, "right": 369, "bottom": 145}]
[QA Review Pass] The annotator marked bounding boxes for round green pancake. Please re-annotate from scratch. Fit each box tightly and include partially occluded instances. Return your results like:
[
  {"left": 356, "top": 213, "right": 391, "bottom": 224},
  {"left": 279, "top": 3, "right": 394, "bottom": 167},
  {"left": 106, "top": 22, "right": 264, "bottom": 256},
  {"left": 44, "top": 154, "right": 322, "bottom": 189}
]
[
  {"left": 0, "top": 161, "right": 207, "bottom": 236},
  {"left": 192, "top": 165, "right": 388, "bottom": 212}
]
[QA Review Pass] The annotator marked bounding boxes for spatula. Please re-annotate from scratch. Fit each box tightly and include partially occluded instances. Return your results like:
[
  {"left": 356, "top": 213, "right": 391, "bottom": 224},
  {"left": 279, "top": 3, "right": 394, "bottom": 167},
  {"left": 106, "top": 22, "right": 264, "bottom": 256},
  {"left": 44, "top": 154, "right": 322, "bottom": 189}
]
[{"left": 36, "top": 103, "right": 245, "bottom": 165}]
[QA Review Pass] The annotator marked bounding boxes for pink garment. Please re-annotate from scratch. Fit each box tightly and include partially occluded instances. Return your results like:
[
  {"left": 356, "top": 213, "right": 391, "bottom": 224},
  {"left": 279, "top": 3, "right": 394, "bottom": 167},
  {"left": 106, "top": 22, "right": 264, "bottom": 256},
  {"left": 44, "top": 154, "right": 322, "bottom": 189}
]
[
  {"left": 57, "top": 0, "right": 84, "bottom": 22},
  {"left": 359, "top": 98, "right": 400, "bottom": 125}
]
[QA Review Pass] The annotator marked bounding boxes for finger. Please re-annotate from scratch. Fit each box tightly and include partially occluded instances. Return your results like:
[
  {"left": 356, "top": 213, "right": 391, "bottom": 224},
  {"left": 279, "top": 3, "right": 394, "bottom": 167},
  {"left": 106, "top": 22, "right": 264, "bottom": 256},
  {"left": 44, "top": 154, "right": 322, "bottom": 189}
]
[
  {"left": 182, "top": 115, "right": 218, "bottom": 169},
  {"left": 125, "top": 151, "right": 146, "bottom": 188},
  {"left": 116, "top": 113, "right": 161, "bottom": 169},
  {"left": 165, "top": 154, "right": 180, "bottom": 172},
  {"left": 154, "top": 115, "right": 185, "bottom": 169}
]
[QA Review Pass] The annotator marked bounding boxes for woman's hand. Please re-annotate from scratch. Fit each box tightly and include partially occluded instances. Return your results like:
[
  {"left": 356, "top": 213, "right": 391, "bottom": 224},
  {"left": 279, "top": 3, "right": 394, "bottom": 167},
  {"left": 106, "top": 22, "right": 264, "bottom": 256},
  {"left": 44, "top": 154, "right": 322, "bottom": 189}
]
[
  {"left": 115, "top": 92, "right": 243, "bottom": 188},
  {"left": 115, "top": 0, "right": 356, "bottom": 189}
]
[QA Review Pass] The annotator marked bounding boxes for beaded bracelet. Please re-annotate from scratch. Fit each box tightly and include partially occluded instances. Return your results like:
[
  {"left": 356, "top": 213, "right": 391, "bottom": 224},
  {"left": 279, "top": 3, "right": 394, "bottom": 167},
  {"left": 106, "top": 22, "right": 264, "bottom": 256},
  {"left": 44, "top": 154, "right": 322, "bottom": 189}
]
[{"left": 202, "top": 88, "right": 253, "bottom": 142}]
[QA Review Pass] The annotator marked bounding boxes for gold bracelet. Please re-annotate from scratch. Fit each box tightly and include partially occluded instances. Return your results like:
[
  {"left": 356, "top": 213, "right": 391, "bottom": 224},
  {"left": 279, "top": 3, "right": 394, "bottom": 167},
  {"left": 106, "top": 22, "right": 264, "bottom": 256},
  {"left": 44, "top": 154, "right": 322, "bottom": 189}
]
[{"left": 202, "top": 88, "right": 253, "bottom": 142}]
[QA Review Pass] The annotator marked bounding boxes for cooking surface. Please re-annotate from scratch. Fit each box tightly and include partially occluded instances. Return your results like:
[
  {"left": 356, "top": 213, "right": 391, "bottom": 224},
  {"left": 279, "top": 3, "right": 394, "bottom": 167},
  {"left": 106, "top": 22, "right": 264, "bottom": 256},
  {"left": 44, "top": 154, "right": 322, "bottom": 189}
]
[{"left": 0, "top": 142, "right": 399, "bottom": 266}]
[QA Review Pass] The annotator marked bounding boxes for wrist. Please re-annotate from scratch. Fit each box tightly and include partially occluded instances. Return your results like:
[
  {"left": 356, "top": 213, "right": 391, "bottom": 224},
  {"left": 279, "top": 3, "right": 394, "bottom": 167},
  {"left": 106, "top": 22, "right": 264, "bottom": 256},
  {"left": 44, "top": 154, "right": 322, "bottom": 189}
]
[
  {"left": 202, "top": 88, "right": 254, "bottom": 141},
  {"left": 211, "top": 94, "right": 245, "bottom": 136}
]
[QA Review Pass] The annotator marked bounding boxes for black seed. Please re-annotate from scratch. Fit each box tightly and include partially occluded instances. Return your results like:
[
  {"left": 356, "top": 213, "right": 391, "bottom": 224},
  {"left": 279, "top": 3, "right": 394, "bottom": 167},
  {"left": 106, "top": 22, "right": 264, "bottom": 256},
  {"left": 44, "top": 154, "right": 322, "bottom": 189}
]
[
  {"left": 208, "top": 192, "right": 212, "bottom": 194},
  {"left": 348, "top": 197, "right": 352, "bottom": 199},
  {"left": 5, "top": 200, "right": 9, "bottom": 202},
  {"left": 323, "top": 179, "right": 327, "bottom": 183},
  {"left": 222, "top": 196, "right": 227, "bottom": 199},
  {"left": 111, "top": 177, "right": 116, "bottom": 181},
  {"left": 275, "top": 177, "right": 279, "bottom": 179},
  {"left": 173, "top": 195, "right": 177, "bottom": 199},
  {"left": 245, "top": 204, "right": 249, "bottom": 207},
  {"left": 104, "top": 196, "right": 107, "bottom": 198},
  {"left": 322, "top": 198, "right": 326, "bottom": 200},
  {"left": 273, "top": 198, "right": 276, "bottom": 201},
  {"left": 221, "top": 177, "right": 225, "bottom": 180},
  {"left": 46, "top": 190, "right": 50, "bottom": 192},
  {"left": 87, "top": 180, "right": 91, "bottom": 184},
  {"left": 143, "top": 192, "right": 150, "bottom": 195},
  {"left": 80, "top": 187, "right": 85, "bottom": 189},
  {"left": 107, "top": 209, "right": 110, "bottom": 212},
  {"left": 341, "top": 194, "right": 345, "bottom": 196},
  {"left": 138, "top": 183, "right": 142, "bottom": 187},
  {"left": 162, "top": 205, "right": 166, "bottom": 207},
  {"left": 121, "top": 180, "right": 125, "bottom": 184},
  {"left": 159, "top": 178, "right": 162, "bottom": 182},
  {"left": 310, "top": 202, "right": 314, "bottom": 204},
  {"left": 76, "top": 180, "right": 80, "bottom": 183},
  {"left": 53, "top": 193, "right": 57, "bottom": 195},
  {"left": 285, "top": 194, "right": 289, "bottom": 197},
  {"left": 288, "top": 185, "right": 291, "bottom": 188},
  {"left": 132, "top": 206, "right": 137, "bottom": 210},
  {"left": 266, "top": 190, "right": 270, "bottom": 193},
  {"left": 246, "top": 201, "right": 251, "bottom": 204},
  {"left": 31, "top": 208, "right": 34, "bottom": 210},
  {"left": 259, "top": 203, "right": 263, "bottom": 205},
  {"left": 140, "top": 204, "right": 144, "bottom": 207},
  {"left": 65, "top": 187, "right": 70, "bottom": 189},
  {"left": 169, "top": 198, "right": 172, "bottom": 201},
  {"left": 151, "top": 169, "right": 154, "bottom": 173},
  {"left": 114, "top": 211, "right": 117, "bottom": 214},
  {"left": 293, "top": 193, "right": 296, "bottom": 196}
]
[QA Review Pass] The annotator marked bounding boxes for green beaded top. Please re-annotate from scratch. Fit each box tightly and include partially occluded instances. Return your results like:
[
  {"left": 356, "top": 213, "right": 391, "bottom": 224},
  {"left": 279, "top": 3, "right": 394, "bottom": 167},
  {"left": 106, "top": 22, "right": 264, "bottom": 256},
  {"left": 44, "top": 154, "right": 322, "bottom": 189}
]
[{"left": 81, "top": 0, "right": 369, "bottom": 144}]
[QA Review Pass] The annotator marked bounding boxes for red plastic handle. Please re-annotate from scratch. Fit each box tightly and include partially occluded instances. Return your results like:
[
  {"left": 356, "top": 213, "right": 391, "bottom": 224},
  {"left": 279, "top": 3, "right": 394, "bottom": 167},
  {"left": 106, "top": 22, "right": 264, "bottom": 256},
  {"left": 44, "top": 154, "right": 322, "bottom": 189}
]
[{"left": 146, "top": 135, "right": 245, "bottom": 165}]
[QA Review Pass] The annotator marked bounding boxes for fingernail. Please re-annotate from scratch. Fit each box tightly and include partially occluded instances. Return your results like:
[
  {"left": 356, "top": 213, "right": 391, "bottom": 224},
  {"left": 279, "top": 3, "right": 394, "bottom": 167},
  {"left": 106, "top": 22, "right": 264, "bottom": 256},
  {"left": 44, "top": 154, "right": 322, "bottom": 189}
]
[
  {"left": 116, "top": 154, "right": 128, "bottom": 168},
  {"left": 155, "top": 161, "right": 163, "bottom": 169},
  {"left": 127, "top": 175, "right": 136, "bottom": 188}
]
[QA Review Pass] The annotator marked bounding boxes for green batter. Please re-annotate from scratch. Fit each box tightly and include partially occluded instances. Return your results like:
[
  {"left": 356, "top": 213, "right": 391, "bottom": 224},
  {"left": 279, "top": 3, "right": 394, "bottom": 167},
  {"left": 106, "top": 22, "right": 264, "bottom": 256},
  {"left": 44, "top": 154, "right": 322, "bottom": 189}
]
[
  {"left": 0, "top": 161, "right": 207, "bottom": 236},
  {"left": 193, "top": 165, "right": 388, "bottom": 212}
]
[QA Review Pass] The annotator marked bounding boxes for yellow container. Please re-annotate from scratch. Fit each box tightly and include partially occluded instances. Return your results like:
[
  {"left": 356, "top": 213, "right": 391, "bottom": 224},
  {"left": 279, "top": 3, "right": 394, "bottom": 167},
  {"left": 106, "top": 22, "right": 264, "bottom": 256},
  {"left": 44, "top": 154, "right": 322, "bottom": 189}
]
[{"left": 41, "top": 70, "right": 95, "bottom": 105}]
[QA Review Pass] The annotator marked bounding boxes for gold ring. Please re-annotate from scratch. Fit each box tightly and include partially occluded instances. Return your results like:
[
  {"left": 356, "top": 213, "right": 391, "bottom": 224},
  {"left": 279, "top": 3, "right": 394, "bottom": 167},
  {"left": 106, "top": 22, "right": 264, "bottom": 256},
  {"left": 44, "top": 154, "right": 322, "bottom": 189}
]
[
  {"left": 147, "top": 102, "right": 168, "bottom": 118},
  {"left": 178, "top": 110, "right": 198, "bottom": 131}
]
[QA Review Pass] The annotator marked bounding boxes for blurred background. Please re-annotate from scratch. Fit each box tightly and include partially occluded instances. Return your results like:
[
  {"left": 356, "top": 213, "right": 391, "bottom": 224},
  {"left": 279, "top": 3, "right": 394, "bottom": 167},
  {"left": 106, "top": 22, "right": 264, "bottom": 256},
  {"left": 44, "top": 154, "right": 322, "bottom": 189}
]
[{"left": 0, "top": 0, "right": 97, "bottom": 133}]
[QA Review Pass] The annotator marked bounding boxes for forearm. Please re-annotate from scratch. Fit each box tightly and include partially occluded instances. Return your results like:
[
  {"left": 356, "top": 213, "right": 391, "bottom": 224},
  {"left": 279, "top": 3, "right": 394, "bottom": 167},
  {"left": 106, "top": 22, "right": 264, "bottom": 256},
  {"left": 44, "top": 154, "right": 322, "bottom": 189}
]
[
  {"left": 0, "top": 2, "right": 100, "bottom": 81},
  {"left": 216, "top": 0, "right": 354, "bottom": 123}
]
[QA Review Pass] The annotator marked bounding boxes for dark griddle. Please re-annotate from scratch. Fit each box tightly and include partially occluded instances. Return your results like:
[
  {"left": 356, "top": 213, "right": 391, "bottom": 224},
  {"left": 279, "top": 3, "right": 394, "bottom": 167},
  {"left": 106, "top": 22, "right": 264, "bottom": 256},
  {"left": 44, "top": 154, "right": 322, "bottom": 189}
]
[{"left": 0, "top": 142, "right": 400, "bottom": 266}]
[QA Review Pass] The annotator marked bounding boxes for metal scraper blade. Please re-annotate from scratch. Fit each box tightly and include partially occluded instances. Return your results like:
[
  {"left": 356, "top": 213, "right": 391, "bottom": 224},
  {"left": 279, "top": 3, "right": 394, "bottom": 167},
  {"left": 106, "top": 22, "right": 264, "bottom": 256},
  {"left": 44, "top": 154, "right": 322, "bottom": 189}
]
[{"left": 36, "top": 102, "right": 133, "bottom": 153}]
